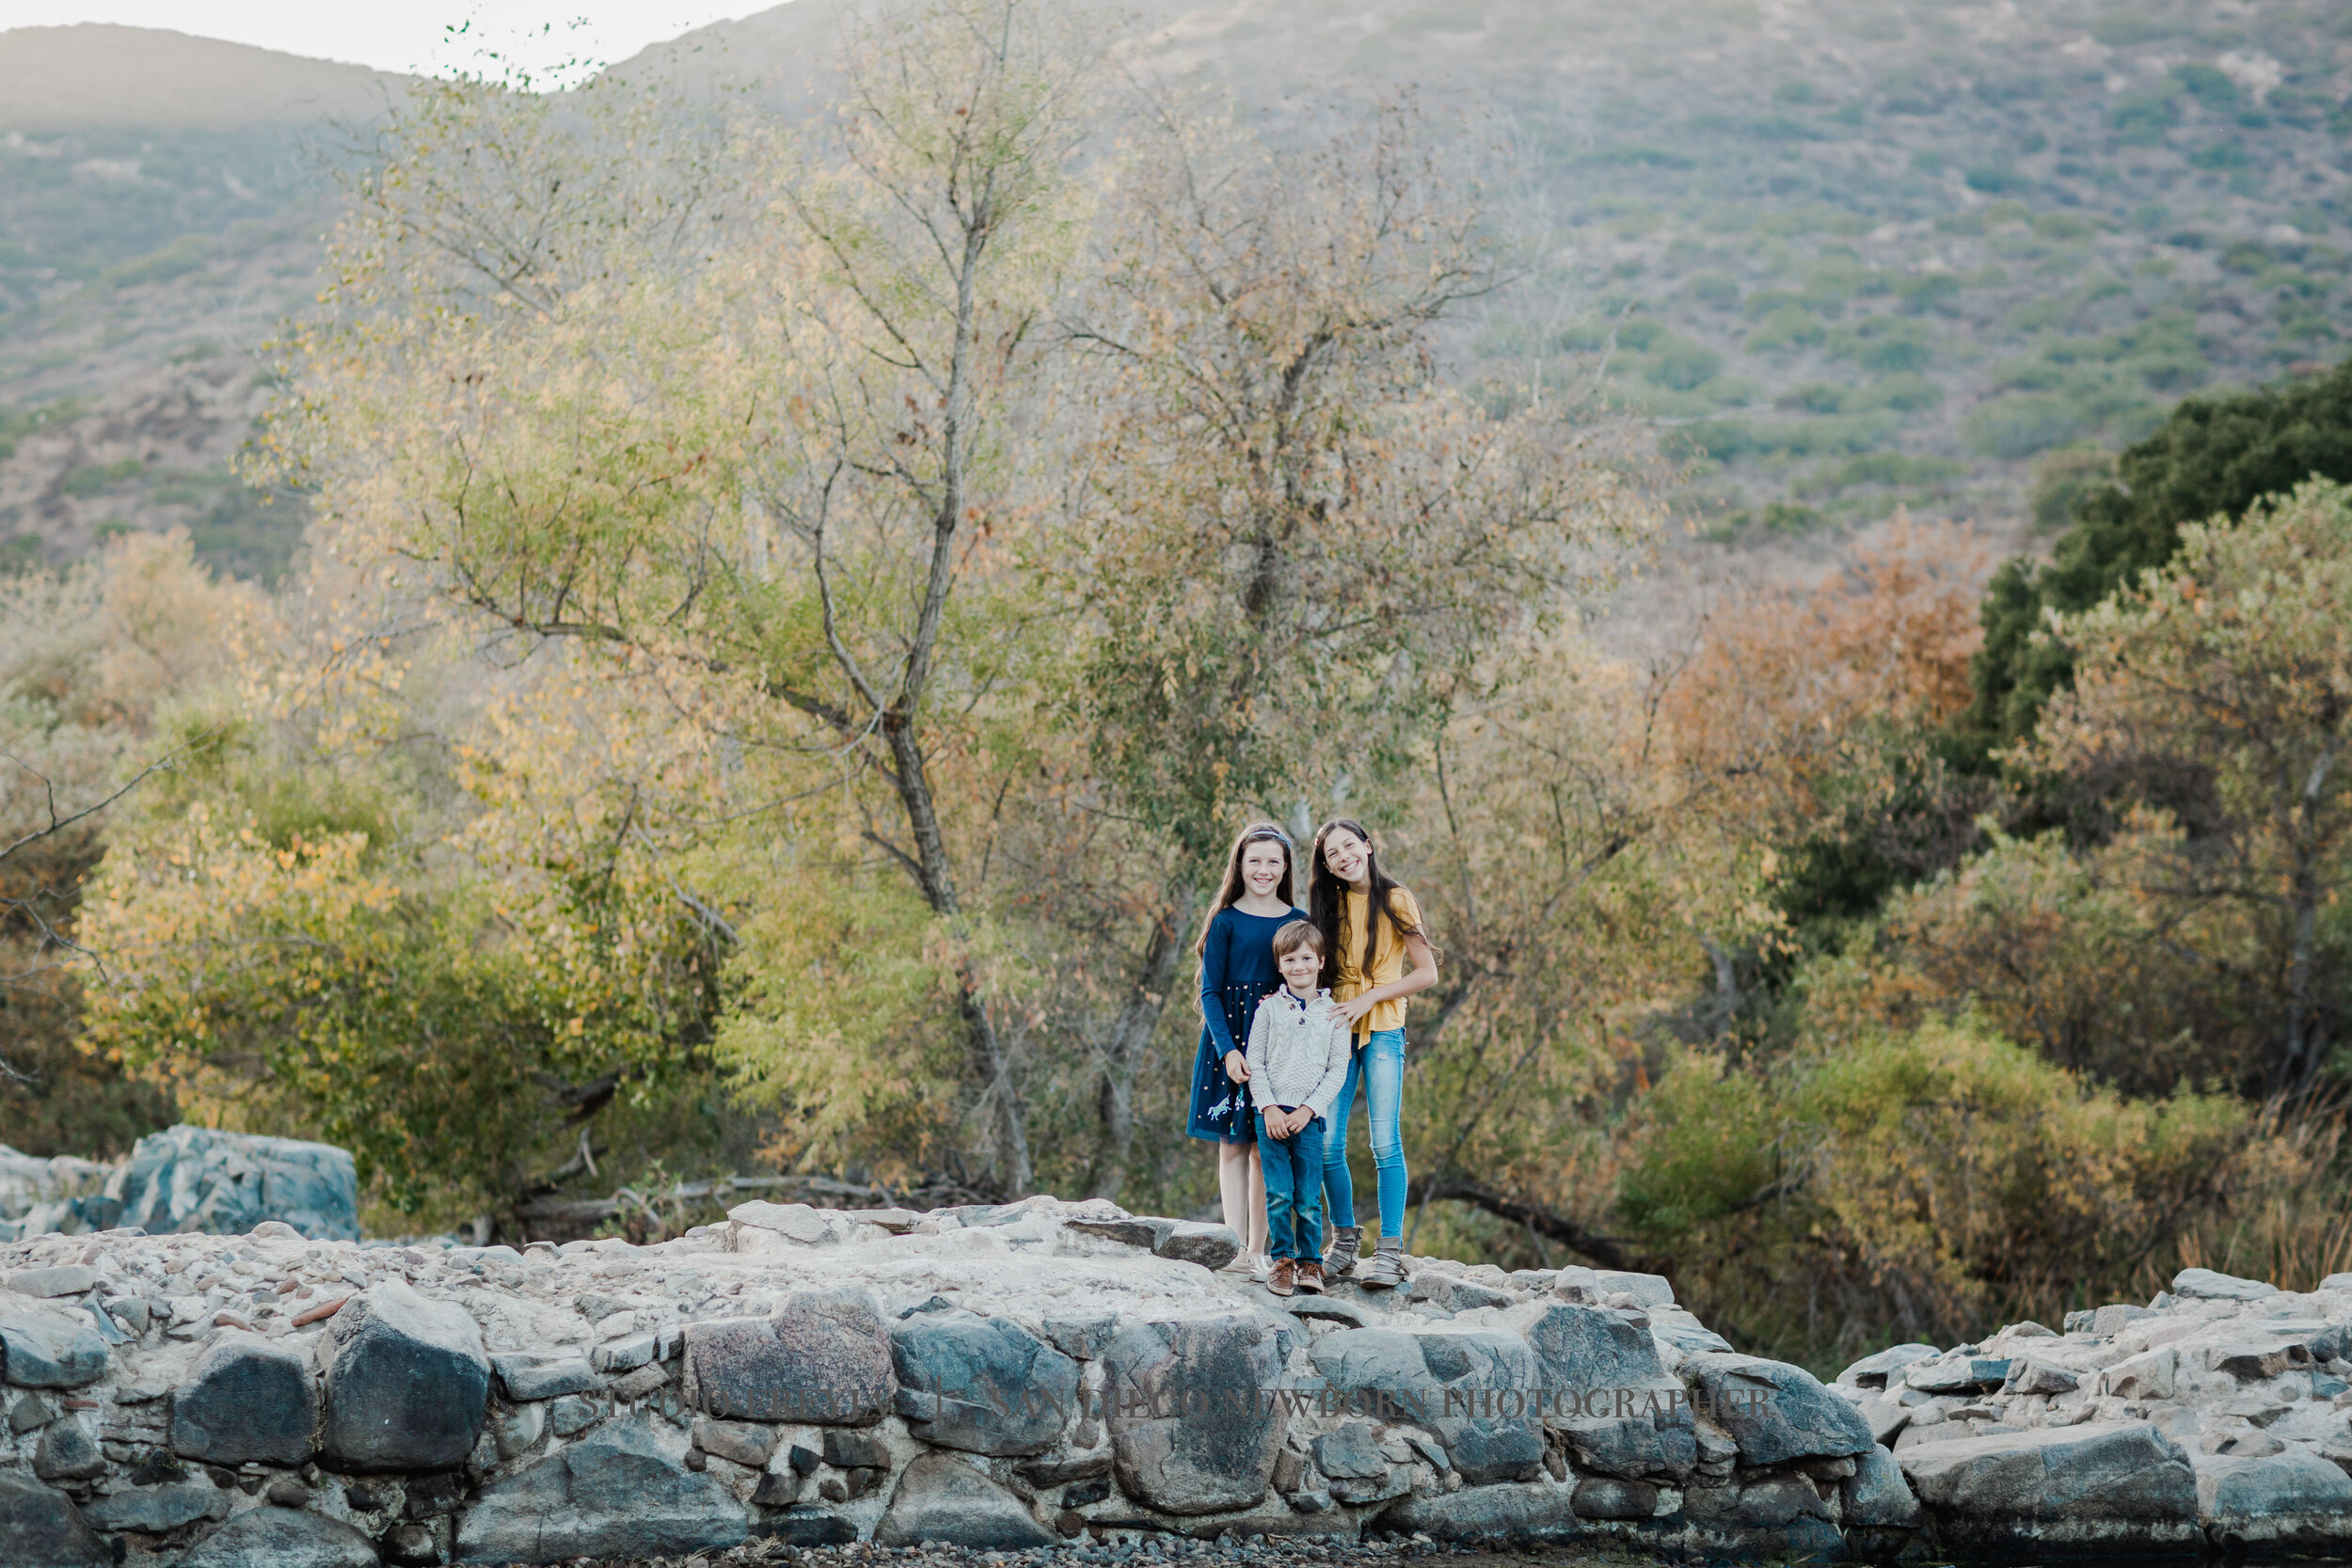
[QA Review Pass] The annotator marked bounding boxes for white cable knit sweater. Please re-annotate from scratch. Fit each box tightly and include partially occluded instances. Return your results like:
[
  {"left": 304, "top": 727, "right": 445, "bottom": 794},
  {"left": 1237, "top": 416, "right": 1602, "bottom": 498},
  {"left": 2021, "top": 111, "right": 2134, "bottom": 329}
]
[{"left": 1243, "top": 987, "right": 1354, "bottom": 1124}]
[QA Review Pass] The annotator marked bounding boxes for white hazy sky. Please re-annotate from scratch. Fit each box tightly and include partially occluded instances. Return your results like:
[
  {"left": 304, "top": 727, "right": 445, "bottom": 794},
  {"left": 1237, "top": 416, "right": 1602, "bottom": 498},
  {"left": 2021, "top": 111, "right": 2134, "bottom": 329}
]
[{"left": 3, "top": 2, "right": 784, "bottom": 80}]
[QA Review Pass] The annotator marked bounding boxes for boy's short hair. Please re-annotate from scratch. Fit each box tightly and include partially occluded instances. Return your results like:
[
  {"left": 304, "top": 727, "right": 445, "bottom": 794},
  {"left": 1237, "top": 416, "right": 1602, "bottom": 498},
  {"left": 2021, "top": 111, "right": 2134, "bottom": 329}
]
[{"left": 1271, "top": 919, "right": 1325, "bottom": 959}]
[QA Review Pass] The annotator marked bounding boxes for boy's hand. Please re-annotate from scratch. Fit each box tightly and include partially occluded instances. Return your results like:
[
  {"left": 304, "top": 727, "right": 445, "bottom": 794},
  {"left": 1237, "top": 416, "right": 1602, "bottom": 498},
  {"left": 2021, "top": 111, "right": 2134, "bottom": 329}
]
[
  {"left": 1273, "top": 1107, "right": 1310, "bottom": 1138},
  {"left": 1263, "top": 1112, "right": 1291, "bottom": 1140},
  {"left": 1224, "top": 1051, "right": 1248, "bottom": 1083}
]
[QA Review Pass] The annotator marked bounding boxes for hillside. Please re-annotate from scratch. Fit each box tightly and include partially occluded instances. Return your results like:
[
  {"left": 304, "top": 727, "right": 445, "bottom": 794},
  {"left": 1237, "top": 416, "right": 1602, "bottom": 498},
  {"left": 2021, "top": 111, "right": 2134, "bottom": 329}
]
[
  {"left": 4, "top": 1, "right": 2351, "bottom": 578},
  {"left": 0, "top": 24, "right": 398, "bottom": 130}
]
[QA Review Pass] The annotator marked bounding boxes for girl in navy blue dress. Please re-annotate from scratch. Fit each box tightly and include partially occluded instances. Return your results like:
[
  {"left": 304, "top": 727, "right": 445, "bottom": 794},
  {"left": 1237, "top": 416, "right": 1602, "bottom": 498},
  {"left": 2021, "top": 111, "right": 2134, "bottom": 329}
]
[{"left": 1187, "top": 822, "right": 1306, "bottom": 1275}]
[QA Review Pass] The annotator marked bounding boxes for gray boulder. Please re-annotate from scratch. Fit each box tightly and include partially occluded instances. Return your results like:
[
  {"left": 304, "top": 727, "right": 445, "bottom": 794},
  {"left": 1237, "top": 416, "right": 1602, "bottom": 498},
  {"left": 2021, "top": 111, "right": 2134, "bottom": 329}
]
[
  {"left": 1382, "top": 1480, "right": 1580, "bottom": 1543},
  {"left": 1898, "top": 1421, "right": 2200, "bottom": 1554},
  {"left": 0, "top": 1148, "right": 119, "bottom": 1242},
  {"left": 1309, "top": 1326, "right": 1545, "bottom": 1484},
  {"left": 172, "top": 1333, "right": 318, "bottom": 1465},
  {"left": 1313, "top": 1422, "right": 1387, "bottom": 1480},
  {"left": 1410, "top": 1274, "right": 1515, "bottom": 1312},
  {"left": 891, "top": 1307, "right": 1079, "bottom": 1455},
  {"left": 1506, "top": 1300, "right": 1667, "bottom": 1389},
  {"left": 1569, "top": 1477, "right": 1656, "bottom": 1519},
  {"left": 1041, "top": 1313, "right": 1116, "bottom": 1359},
  {"left": 0, "top": 1470, "right": 107, "bottom": 1568},
  {"left": 31, "top": 1418, "right": 104, "bottom": 1481},
  {"left": 1842, "top": 1444, "right": 1922, "bottom": 1528},
  {"left": 81, "top": 1481, "right": 231, "bottom": 1532},
  {"left": 2194, "top": 1448, "right": 2352, "bottom": 1547},
  {"left": 692, "top": 1418, "right": 780, "bottom": 1467},
  {"left": 455, "top": 1420, "right": 748, "bottom": 1562},
  {"left": 1683, "top": 1472, "right": 1834, "bottom": 1528},
  {"left": 756, "top": 1508, "right": 857, "bottom": 1545},
  {"left": 1104, "top": 1314, "right": 1287, "bottom": 1514},
  {"left": 1502, "top": 1301, "right": 1692, "bottom": 1482},
  {"left": 108, "top": 1125, "right": 358, "bottom": 1241},
  {"left": 1593, "top": 1270, "right": 1675, "bottom": 1307},
  {"left": 1156, "top": 1222, "right": 1242, "bottom": 1270},
  {"left": 317, "top": 1277, "right": 490, "bottom": 1470},
  {"left": 1680, "top": 1352, "right": 1872, "bottom": 1467},
  {"left": 873, "top": 1452, "right": 1057, "bottom": 1548},
  {"left": 1066, "top": 1217, "right": 1171, "bottom": 1250},
  {"left": 0, "top": 1308, "right": 110, "bottom": 1388},
  {"left": 1903, "top": 1354, "right": 2015, "bottom": 1393},
  {"left": 1681, "top": 1474, "right": 1844, "bottom": 1559},
  {"left": 1835, "top": 1343, "right": 1939, "bottom": 1389},
  {"left": 180, "top": 1508, "right": 379, "bottom": 1568},
  {"left": 683, "top": 1288, "right": 891, "bottom": 1425}
]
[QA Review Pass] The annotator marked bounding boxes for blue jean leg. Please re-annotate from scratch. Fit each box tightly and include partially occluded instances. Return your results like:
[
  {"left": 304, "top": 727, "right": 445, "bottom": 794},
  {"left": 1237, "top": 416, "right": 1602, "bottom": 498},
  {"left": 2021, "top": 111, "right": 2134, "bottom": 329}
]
[
  {"left": 1257, "top": 1111, "right": 1327, "bottom": 1259},
  {"left": 1359, "top": 1028, "right": 1408, "bottom": 1238},
  {"left": 1319, "top": 1047, "right": 1360, "bottom": 1230}
]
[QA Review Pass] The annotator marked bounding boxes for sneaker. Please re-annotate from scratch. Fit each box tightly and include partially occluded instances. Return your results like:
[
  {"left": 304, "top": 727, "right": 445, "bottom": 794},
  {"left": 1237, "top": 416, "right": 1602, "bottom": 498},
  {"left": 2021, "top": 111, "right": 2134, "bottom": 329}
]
[
  {"left": 1266, "top": 1258, "right": 1296, "bottom": 1297},
  {"left": 1295, "top": 1260, "right": 1326, "bottom": 1294},
  {"left": 1248, "top": 1252, "right": 1272, "bottom": 1283},
  {"left": 1217, "top": 1246, "right": 1254, "bottom": 1275},
  {"left": 1323, "top": 1225, "right": 1361, "bottom": 1279},
  {"left": 1357, "top": 1243, "right": 1407, "bottom": 1290}
]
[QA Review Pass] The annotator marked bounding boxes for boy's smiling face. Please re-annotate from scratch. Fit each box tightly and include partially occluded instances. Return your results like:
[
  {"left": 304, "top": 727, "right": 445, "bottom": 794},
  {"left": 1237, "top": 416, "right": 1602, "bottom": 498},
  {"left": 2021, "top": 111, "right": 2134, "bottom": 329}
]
[{"left": 1278, "top": 942, "right": 1321, "bottom": 996}]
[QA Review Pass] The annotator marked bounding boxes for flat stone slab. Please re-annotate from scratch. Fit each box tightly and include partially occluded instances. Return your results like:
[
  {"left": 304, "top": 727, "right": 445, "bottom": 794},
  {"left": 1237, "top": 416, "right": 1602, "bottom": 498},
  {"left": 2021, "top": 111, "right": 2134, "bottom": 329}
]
[
  {"left": 1385, "top": 1479, "right": 1581, "bottom": 1542},
  {"left": 1067, "top": 1217, "right": 1174, "bottom": 1250},
  {"left": 2172, "top": 1267, "right": 2278, "bottom": 1302},
  {"left": 491, "top": 1352, "right": 599, "bottom": 1402},
  {"left": 2, "top": 1267, "right": 100, "bottom": 1299},
  {"left": 728, "top": 1201, "right": 832, "bottom": 1244},
  {"left": 1898, "top": 1421, "right": 2201, "bottom": 1553}
]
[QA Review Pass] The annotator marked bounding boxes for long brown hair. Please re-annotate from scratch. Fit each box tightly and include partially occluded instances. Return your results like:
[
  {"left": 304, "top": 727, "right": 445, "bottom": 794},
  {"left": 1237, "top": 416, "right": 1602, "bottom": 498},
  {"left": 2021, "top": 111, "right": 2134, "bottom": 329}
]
[
  {"left": 1308, "top": 817, "right": 1426, "bottom": 987},
  {"left": 1193, "top": 823, "right": 1298, "bottom": 956}
]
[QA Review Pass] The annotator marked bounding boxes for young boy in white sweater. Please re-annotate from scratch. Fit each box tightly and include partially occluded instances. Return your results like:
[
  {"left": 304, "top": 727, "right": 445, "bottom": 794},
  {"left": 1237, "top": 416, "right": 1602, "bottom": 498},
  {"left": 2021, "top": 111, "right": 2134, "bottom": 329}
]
[{"left": 1244, "top": 920, "right": 1355, "bottom": 1296}]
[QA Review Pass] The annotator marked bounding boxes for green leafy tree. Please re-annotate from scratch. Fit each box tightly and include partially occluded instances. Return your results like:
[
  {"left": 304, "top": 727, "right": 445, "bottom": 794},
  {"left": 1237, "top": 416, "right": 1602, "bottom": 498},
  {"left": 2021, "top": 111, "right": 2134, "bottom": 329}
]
[
  {"left": 2031, "top": 479, "right": 2352, "bottom": 1095},
  {"left": 1967, "top": 357, "right": 2352, "bottom": 752}
]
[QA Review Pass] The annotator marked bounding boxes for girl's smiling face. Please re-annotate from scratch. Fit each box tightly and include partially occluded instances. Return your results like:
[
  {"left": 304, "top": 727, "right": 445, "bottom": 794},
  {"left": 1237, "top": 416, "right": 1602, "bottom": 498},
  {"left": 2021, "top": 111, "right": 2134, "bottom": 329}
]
[
  {"left": 1241, "top": 839, "right": 1288, "bottom": 898},
  {"left": 1321, "top": 825, "right": 1371, "bottom": 889}
]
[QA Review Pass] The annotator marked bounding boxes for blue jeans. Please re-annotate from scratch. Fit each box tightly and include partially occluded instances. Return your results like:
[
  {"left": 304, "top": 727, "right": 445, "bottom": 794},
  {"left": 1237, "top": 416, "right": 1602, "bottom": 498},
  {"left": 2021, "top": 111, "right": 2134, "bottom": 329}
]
[
  {"left": 1256, "top": 1108, "right": 1327, "bottom": 1260},
  {"left": 1321, "top": 1028, "right": 1406, "bottom": 1239}
]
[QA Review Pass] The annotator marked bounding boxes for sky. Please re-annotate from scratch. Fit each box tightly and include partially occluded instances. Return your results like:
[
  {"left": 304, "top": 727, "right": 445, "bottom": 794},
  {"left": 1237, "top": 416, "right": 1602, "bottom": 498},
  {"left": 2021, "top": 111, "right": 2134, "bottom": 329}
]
[{"left": 5, "top": 2, "right": 783, "bottom": 80}]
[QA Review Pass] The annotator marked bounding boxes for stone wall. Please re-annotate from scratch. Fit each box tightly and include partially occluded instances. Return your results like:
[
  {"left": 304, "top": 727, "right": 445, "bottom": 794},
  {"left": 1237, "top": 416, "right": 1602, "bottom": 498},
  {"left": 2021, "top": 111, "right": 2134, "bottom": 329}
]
[{"left": 0, "top": 1192, "right": 2345, "bottom": 1566}]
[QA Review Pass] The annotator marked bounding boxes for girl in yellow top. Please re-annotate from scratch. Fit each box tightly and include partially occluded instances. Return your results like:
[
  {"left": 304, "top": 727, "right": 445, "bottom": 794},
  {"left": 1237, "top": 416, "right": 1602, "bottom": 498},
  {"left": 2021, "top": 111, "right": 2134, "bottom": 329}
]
[{"left": 1306, "top": 817, "right": 1438, "bottom": 1289}]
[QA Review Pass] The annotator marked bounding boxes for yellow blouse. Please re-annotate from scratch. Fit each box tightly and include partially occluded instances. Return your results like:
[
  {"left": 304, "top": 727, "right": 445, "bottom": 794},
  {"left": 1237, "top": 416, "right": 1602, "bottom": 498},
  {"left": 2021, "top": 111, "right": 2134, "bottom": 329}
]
[{"left": 1332, "top": 886, "right": 1427, "bottom": 1041}]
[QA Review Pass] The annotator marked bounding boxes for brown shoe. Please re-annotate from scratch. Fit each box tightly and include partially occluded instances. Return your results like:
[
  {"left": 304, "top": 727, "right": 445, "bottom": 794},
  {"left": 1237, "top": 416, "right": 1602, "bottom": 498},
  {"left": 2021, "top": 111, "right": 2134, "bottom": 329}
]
[
  {"left": 1295, "top": 1260, "right": 1326, "bottom": 1294},
  {"left": 1266, "top": 1258, "right": 1296, "bottom": 1297}
]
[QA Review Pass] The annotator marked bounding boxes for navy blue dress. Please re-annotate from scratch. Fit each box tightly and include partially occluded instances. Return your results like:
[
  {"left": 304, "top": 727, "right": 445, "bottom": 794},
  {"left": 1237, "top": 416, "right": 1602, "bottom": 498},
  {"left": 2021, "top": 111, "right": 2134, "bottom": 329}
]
[{"left": 1185, "top": 905, "right": 1306, "bottom": 1144}]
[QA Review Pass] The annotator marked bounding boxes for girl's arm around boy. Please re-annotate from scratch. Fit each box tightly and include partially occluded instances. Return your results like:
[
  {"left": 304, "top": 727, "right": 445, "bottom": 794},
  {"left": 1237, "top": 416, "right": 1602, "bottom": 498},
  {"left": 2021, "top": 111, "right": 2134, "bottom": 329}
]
[{"left": 1243, "top": 1000, "right": 1274, "bottom": 1110}]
